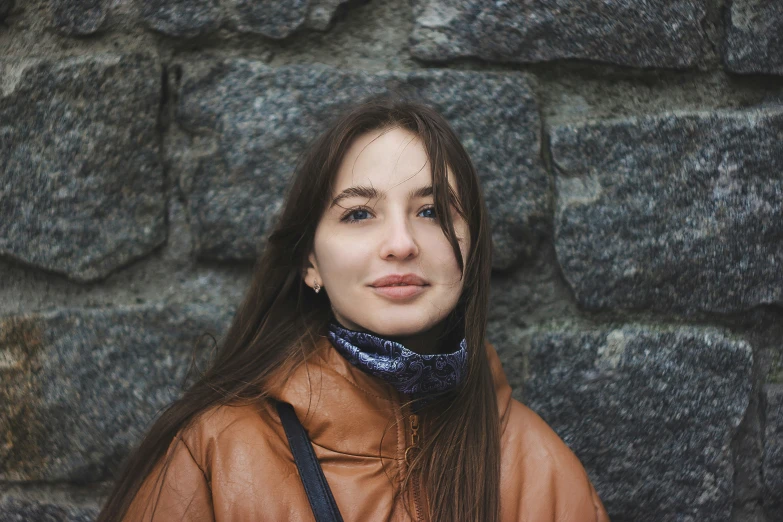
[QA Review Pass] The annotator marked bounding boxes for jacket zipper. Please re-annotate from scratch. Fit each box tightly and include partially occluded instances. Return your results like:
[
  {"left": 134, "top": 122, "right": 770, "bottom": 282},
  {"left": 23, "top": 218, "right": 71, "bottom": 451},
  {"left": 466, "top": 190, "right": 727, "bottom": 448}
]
[{"left": 405, "top": 411, "right": 425, "bottom": 522}]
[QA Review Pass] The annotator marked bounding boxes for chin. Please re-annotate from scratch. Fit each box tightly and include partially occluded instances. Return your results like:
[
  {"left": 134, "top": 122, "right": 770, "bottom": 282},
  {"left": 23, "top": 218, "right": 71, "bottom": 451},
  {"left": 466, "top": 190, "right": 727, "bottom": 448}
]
[{"left": 358, "top": 315, "right": 441, "bottom": 338}]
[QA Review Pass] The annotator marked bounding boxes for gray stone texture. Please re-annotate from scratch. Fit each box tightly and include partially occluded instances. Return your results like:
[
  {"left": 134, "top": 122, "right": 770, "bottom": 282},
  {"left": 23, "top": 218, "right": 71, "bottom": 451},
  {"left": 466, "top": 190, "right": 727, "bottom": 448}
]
[
  {"left": 0, "top": 487, "right": 101, "bottom": 522},
  {"left": 230, "top": 0, "right": 309, "bottom": 38},
  {"left": 487, "top": 244, "right": 577, "bottom": 389},
  {"left": 50, "top": 0, "right": 107, "bottom": 35},
  {"left": 524, "top": 326, "right": 753, "bottom": 521},
  {"left": 0, "top": 304, "right": 233, "bottom": 482},
  {"left": 0, "top": 501, "right": 96, "bottom": 522},
  {"left": 731, "top": 390, "right": 765, "bottom": 515},
  {"left": 725, "top": 0, "right": 783, "bottom": 75},
  {"left": 49, "top": 0, "right": 352, "bottom": 39},
  {"left": 551, "top": 108, "right": 783, "bottom": 315},
  {"left": 176, "top": 61, "right": 547, "bottom": 269},
  {"left": 307, "top": 0, "right": 352, "bottom": 31},
  {"left": 765, "top": 385, "right": 783, "bottom": 517},
  {"left": 410, "top": 0, "right": 711, "bottom": 69},
  {"left": 140, "top": 0, "right": 223, "bottom": 38},
  {"left": 0, "top": 0, "right": 14, "bottom": 21},
  {"left": 0, "top": 54, "right": 165, "bottom": 283}
]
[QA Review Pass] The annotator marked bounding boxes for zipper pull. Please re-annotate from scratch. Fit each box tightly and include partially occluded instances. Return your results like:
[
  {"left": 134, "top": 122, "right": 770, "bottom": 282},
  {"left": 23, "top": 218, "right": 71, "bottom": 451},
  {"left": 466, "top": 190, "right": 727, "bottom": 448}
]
[{"left": 405, "top": 413, "right": 420, "bottom": 465}]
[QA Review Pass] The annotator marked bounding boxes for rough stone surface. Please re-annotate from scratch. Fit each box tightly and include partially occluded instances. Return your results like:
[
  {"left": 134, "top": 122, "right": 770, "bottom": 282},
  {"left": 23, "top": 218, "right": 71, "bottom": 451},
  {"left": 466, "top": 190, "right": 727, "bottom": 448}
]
[
  {"left": 0, "top": 486, "right": 102, "bottom": 522},
  {"left": 0, "top": 500, "right": 96, "bottom": 522},
  {"left": 523, "top": 326, "right": 753, "bottom": 521},
  {"left": 50, "top": 0, "right": 107, "bottom": 35},
  {"left": 731, "top": 390, "right": 765, "bottom": 516},
  {"left": 306, "top": 0, "right": 352, "bottom": 31},
  {"left": 486, "top": 243, "right": 577, "bottom": 387},
  {"left": 0, "top": 303, "right": 234, "bottom": 482},
  {"left": 410, "top": 0, "right": 711, "bottom": 69},
  {"left": 140, "top": 0, "right": 223, "bottom": 38},
  {"left": 0, "top": 54, "right": 165, "bottom": 283},
  {"left": 0, "top": 0, "right": 14, "bottom": 21},
  {"left": 176, "top": 61, "right": 547, "bottom": 269},
  {"left": 551, "top": 108, "right": 783, "bottom": 315},
  {"left": 765, "top": 385, "right": 783, "bottom": 517},
  {"left": 46, "top": 0, "right": 355, "bottom": 39},
  {"left": 230, "top": 0, "right": 309, "bottom": 39},
  {"left": 0, "top": 192, "right": 253, "bottom": 318},
  {"left": 725, "top": 0, "right": 783, "bottom": 75}
]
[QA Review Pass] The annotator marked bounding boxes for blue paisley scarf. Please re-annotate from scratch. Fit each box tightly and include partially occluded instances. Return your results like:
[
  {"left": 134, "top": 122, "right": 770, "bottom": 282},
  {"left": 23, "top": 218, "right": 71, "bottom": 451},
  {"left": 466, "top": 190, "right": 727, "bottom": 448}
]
[{"left": 326, "top": 320, "right": 468, "bottom": 401}]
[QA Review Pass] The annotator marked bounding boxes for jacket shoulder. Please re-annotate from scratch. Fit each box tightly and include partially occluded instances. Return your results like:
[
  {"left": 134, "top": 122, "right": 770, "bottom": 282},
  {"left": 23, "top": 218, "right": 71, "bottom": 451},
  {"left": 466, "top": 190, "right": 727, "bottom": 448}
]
[
  {"left": 123, "top": 401, "right": 299, "bottom": 521},
  {"left": 180, "top": 401, "right": 287, "bottom": 472},
  {"left": 500, "top": 399, "right": 609, "bottom": 522},
  {"left": 179, "top": 401, "right": 312, "bottom": 520}
]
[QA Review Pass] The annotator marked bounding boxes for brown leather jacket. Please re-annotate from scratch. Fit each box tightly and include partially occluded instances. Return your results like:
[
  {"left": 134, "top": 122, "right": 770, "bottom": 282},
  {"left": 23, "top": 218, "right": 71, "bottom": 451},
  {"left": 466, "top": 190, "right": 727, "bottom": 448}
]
[{"left": 123, "top": 336, "right": 609, "bottom": 521}]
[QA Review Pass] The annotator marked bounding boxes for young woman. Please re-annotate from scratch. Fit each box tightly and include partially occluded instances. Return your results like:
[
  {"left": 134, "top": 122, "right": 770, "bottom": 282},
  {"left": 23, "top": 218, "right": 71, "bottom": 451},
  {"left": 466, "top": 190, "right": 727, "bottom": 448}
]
[{"left": 98, "top": 96, "right": 609, "bottom": 522}]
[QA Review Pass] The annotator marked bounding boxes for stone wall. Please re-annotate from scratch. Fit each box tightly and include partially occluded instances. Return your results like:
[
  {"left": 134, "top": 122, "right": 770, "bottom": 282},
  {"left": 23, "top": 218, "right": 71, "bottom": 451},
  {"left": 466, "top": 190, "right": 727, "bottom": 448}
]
[{"left": 1, "top": 1, "right": 781, "bottom": 520}]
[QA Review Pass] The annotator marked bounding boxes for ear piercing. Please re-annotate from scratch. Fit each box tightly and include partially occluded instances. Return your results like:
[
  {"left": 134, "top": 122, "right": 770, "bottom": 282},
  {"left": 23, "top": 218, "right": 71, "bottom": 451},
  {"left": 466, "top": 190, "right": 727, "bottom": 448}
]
[{"left": 313, "top": 281, "right": 321, "bottom": 294}]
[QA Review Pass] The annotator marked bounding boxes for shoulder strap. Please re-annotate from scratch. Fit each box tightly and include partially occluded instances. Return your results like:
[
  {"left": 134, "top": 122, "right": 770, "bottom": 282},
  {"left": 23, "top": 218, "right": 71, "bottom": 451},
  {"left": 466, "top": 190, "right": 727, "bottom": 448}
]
[{"left": 275, "top": 401, "right": 344, "bottom": 522}]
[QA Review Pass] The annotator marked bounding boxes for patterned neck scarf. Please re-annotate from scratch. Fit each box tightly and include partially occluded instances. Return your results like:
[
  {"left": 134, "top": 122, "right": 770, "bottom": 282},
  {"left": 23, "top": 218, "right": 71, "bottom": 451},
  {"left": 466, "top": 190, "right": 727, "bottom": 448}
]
[{"left": 326, "top": 321, "right": 468, "bottom": 403}]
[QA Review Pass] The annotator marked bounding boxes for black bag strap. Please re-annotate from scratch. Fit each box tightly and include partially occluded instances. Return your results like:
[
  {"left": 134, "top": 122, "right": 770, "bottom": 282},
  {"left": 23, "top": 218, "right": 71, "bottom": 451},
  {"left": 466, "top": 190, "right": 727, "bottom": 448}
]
[{"left": 275, "top": 401, "right": 344, "bottom": 522}]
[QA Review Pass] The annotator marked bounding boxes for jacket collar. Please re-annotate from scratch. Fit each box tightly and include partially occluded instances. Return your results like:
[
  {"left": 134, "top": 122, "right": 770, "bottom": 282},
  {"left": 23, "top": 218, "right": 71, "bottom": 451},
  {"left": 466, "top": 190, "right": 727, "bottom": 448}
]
[{"left": 272, "top": 335, "right": 513, "bottom": 460}]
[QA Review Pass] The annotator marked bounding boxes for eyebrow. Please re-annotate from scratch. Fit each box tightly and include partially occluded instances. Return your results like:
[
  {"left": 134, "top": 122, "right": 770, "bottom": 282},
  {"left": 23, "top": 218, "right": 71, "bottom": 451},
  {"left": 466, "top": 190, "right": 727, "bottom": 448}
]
[{"left": 329, "top": 185, "right": 434, "bottom": 208}]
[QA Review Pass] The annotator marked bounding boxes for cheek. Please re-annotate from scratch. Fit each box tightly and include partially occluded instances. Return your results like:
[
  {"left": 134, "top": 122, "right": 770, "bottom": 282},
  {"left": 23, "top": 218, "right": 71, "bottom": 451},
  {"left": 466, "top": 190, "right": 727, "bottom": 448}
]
[
  {"left": 443, "top": 222, "right": 470, "bottom": 262},
  {"left": 427, "top": 233, "right": 466, "bottom": 274},
  {"left": 451, "top": 236, "right": 470, "bottom": 281},
  {"left": 313, "top": 230, "right": 368, "bottom": 280}
]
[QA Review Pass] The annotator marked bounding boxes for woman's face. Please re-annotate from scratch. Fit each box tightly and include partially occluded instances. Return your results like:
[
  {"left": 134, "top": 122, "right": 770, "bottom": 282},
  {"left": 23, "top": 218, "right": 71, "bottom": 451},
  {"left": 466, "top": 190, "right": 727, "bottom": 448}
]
[{"left": 305, "top": 126, "right": 470, "bottom": 340}]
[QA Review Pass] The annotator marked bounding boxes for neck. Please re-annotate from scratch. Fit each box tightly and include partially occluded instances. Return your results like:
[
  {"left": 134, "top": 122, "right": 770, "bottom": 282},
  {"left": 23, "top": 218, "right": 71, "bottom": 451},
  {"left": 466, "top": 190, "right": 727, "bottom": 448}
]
[
  {"left": 385, "top": 320, "right": 448, "bottom": 355},
  {"left": 330, "top": 312, "right": 461, "bottom": 355}
]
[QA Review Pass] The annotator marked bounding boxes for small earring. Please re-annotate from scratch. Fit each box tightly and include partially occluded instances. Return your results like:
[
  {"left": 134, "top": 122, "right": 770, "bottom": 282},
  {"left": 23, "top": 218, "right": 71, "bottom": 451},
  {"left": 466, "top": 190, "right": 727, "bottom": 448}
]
[{"left": 313, "top": 281, "right": 321, "bottom": 294}]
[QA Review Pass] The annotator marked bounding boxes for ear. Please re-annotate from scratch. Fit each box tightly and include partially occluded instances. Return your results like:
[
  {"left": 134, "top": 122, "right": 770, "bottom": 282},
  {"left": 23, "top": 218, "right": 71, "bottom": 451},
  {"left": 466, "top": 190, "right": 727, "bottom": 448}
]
[{"left": 303, "top": 251, "right": 320, "bottom": 289}]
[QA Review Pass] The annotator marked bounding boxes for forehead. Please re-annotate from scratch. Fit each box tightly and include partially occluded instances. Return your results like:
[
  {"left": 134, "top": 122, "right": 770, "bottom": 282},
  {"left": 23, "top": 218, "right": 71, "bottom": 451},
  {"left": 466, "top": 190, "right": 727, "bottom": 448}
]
[{"left": 332, "top": 126, "right": 458, "bottom": 194}]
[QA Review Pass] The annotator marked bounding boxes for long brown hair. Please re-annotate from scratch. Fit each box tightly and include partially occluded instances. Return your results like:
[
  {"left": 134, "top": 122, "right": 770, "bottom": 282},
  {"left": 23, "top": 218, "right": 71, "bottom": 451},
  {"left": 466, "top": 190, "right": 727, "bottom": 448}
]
[{"left": 97, "top": 95, "right": 499, "bottom": 522}]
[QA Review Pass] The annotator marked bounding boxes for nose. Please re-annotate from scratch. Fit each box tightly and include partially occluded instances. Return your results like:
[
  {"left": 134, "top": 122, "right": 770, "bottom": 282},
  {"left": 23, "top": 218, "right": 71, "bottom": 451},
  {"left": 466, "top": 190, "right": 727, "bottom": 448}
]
[{"left": 378, "top": 211, "right": 419, "bottom": 260}]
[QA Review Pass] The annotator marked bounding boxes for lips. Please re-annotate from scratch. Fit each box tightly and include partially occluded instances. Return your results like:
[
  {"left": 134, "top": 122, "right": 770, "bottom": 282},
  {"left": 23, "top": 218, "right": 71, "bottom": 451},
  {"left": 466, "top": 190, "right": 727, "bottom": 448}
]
[{"left": 370, "top": 274, "right": 429, "bottom": 287}]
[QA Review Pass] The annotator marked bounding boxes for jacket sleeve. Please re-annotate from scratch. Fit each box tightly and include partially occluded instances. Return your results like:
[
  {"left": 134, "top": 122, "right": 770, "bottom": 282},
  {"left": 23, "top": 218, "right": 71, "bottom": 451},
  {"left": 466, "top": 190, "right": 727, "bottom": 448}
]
[
  {"left": 122, "top": 436, "right": 215, "bottom": 522},
  {"left": 589, "top": 481, "right": 610, "bottom": 522},
  {"left": 499, "top": 399, "right": 612, "bottom": 522}
]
